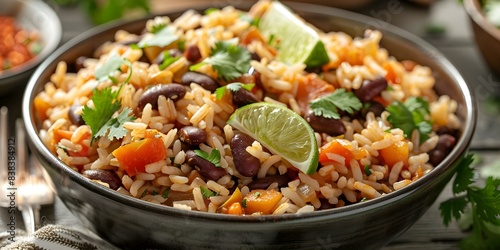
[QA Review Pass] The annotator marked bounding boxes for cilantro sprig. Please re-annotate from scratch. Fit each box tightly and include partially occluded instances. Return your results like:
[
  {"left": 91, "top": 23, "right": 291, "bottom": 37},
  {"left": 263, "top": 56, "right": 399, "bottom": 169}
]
[
  {"left": 81, "top": 87, "right": 135, "bottom": 143},
  {"left": 386, "top": 97, "right": 432, "bottom": 143},
  {"left": 309, "top": 89, "right": 362, "bottom": 119},
  {"left": 215, "top": 82, "right": 255, "bottom": 100},
  {"left": 440, "top": 154, "right": 500, "bottom": 249},
  {"left": 138, "top": 26, "right": 179, "bottom": 48},
  {"left": 194, "top": 149, "right": 222, "bottom": 167},
  {"left": 190, "top": 41, "right": 251, "bottom": 82}
]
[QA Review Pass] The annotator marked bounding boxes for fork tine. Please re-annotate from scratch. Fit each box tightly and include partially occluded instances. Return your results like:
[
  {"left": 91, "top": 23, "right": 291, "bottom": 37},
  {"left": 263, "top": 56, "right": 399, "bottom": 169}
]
[
  {"left": 0, "top": 107, "right": 7, "bottom": 181},
  {"left": 16, "top": 118, "right": 28, "bottom": 182}
]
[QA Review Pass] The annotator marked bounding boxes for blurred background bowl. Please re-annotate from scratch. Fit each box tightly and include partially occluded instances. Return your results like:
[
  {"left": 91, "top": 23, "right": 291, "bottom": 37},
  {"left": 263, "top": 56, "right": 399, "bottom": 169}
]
[
  {"left": 0, "top": 0, "right": 62, "bottom": 95},
  {"left": 464, "top": 0, "right": 500, "bottom": 76},
  {"left": 23, "top": 2, "right": 475, "bottom": 249}
]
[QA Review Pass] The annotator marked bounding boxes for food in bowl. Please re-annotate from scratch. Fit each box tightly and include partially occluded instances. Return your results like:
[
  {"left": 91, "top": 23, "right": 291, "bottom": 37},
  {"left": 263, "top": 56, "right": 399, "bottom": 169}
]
[
  {"left": 0, "top": 15, "right": 41, "bottom": 72},
  {"left": 33, "top": 0, "right": 461, "bottom": 215}
]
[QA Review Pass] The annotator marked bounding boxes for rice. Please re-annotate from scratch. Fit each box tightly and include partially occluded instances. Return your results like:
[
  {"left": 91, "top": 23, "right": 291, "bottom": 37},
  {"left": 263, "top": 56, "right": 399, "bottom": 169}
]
[{"left": 33, "top": 0, "right": 461, "bottom": 216}]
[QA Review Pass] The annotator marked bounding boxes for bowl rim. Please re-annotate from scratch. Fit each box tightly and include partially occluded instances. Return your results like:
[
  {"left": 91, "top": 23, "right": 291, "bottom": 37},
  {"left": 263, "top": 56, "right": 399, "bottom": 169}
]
[
  {"left": 464, "top": 0, "right": 500, "bottom": 41},
  {"left": 23, "top": 1, "right": 476, "bottom": 223},
  {"left": 0, "top": 0, "right": 62, "bottom": 82}
]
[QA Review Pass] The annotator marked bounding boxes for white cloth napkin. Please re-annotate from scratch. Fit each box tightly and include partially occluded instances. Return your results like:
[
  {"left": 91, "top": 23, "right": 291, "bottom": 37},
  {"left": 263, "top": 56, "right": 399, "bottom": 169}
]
[{"left": 0, "top": 225, "right": 120, "bottom": 250}]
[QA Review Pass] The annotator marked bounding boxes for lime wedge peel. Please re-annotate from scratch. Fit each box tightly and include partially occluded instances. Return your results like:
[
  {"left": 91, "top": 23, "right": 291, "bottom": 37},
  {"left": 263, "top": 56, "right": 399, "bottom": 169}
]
[
  {"left": 258, "top": 1, "right": 329, "bottom": 68},
  {"left": 227, "top": 102, "right": 319, "bottom": 174}
]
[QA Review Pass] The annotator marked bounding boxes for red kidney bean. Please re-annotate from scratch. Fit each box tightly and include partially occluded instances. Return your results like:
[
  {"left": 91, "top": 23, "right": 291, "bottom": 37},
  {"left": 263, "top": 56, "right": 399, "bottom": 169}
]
[
  {"left": 82, "top": 170, "right": 122, "bottom": 190},
  {"left": 305, "top": 110, "right": 346, "bottom": 136},
  {"left": 138, "top": 83, "right": 186, "bottom": 109},
  {"left": 428, "top": 134, "right": 457, "bottom": 166},
  {"left": 354, "top": 77, "right": 388, "bottom": 102},
  {"left": 250, "top": 52, "right": 261, "bottom": 62},
  {"left": 186, "top": 150, "right": 226, "bottom": 181},
  {"left": 179, "top": 126, "right": 207, "bottom": 146},
  {"left": 230, "top": 133, "right": 261, "bottom": 177},
  {"left": 184, "top": 44, "right": 202, "bottom": 62},
  {"left": 181, "top": 71, "right": 220, "bottom": 92},
  {"left": 318, "top": 198, "right": 336, "bottom": 210},
  {"left": 246, "top": 175, "right": 290, "bottom": 190},
  {"left": 232, "top": 88, "right": 259, "bottom": 107},
  {"left": 68, "top": 103, "right": 85, "bottom": 126},
  {"left": 361, "top": 101, "right": 385, "bottom": 118}
]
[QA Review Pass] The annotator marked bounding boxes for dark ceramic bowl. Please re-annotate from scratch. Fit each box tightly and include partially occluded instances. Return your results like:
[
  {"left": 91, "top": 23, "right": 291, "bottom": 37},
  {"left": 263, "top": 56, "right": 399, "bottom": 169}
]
[
  {"left": 23, "top": 2, "right": 476, "bottom": 249},
  {"left": 0, "top": 0, "right": 62, "bottom": 95},
  {"left": 464, "top": 0, "right": 500, "bottom": 76}
]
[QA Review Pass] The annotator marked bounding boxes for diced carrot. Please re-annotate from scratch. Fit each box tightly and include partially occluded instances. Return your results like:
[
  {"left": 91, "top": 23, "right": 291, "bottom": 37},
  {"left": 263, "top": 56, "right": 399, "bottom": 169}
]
[
  {"left": 296, "top": 74, "right": 334, "bottom": 115},
  {"left": 372, "top": 96, "right": 389, "bottom": 107},
  {"left": 34, "top": 95, "right": 50, "bottom": 121},
  {"left": 244, "top": 189, "right": 282, "bottom": 215},
  {"left": 240, "top": 27, "right": 265, "bottom": 45},
  {"left": 112, "top": 137, "right": 167, "bottom": 176},
  {"left": 220, "top": 187, "right": 243, "bottom": 210},
  {"left": 52, "top": 129, "right": 90, "bottom": 157},
  {"left": 379, "top": 140, "right": 409, "bottom": 169},
  {"left": 53, "top": 129, "right": 73, "bottom": 143},
  {"left": 227, "top": 202, "right": 244, "bottom": 215},
  {"left": 319, "top": 139, "right": 353, "bottom": 166},
  {"left": 383, "top": 62, "right": 401, "bottom": 84}
]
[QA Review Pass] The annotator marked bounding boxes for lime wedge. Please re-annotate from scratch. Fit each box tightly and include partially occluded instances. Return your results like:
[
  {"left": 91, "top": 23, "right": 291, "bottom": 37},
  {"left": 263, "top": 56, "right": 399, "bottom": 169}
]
[
  {"left": 258, "top": 1, "right": 329, "bottom": 68},
  {"left": 227, "top": 103, "right": 319, "bottom": 174}
]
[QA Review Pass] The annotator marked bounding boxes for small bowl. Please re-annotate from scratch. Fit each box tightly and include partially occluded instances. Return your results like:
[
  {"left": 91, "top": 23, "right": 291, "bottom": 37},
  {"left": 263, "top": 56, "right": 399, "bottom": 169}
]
[
  {"left": 464, "top": 0, "right": 500, "bottom": 75},
  {"left": 23, "top": 2, "right": 476, "bottom": 249},
  {"left": 0, "top": 0, "right": 62, "bottom": 95}
]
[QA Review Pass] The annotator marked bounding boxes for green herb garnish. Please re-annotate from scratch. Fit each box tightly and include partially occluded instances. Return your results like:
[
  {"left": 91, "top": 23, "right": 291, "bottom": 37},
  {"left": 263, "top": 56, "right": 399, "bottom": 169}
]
[
  {"left": 364, "top": 165, "right": 372, "bottom": 176},
  {"left": 81, "top": 87, "right": 135, "bottom": 143},
  {"left": 200, "top": 186, "right": 216, "bottom": 199},
  {"left": 94, "top": 53, "right": 123, "bottom": 82},
  {"left": 190, "top": 41, "right": 251, "bottom": 82},
  {"left": 151, "top": 23, "right": 167, "bottom": 34},
  {"left": 159, "top": 51, "right": 180, "bottom": 70},
  {"left": 386, "top": 97, "right": 432, "bottom": 143},
  {"left": 162, "top": 188, "right": 170, "bottom": 198},
  {"left": 439, "top": 153, "right": 500, "bottom": 249},
  {"left": 214, "top": 82, "right": 255, "bottom": 100},
  {"left": 138, "top": 26, "right": 179, "bottom": 48},
  {"left": 309, "top": 88, "right": 362, "bottom": 119},
  {"left": 204, "top": 8, "right": 219, "bottom": 15},
  {"left": 194, "top": 149, "right": 222, "bottom": 167}
]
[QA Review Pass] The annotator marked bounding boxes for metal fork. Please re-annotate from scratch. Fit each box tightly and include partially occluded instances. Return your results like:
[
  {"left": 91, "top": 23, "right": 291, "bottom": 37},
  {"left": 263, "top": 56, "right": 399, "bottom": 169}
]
[
  {"left": 0, "top": 106, "right": 11, "bottom": 208},
  {"left": 16, "top": 118, "right": 54, "bottom": 234}
]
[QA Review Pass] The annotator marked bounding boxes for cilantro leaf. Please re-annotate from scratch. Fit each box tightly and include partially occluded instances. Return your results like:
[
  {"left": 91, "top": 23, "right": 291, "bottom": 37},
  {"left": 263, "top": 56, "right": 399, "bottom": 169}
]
[
  {"left": 82, "top": 87, "right": 122, "bottom": 141},
  {"left": 439, "top": 195, "right": 468, "bottom": 226},
  {"left": 440, "top": 153, "right": 500, "bottom": 249},
  {"left": 95, "top": 53, "right": 123, "bottom": 81},
  {"left": 151, "top": 23, "right": 167, "bottom": 34},
  {"left": 159, "top": 51, "right": 180, "bottom": 70},
  {"left": 469, "top": 177, "right": 500, "bottom": 225},
  {"left": 103, "top": 108, "right": 135, "bottom": 141},
  {"left": 453, "top": 153, "right": 475, "bottom": 194},
  {"left": 138, "top": 26, "right": 179, "bottom": 48},
  {"left": 81, "top": 87, "right": 134, "bottom": 143},
  {"left": 194, "top": 149, "right": 222, "bottom": 167},
  {"left": 386, "top": 97, "right": 432, "bottom": 143},
  {"left": 309, "top": 88, "right": 362, "bottom": 119},
  {"left": 214, "top": 83, "right": 255, "bottom": 100},
  {"left": 194, "top": 41, "right": 251, "bottom": 82},
  {"left": 200, "top": 186, "right": 216, "bottom": 198}
]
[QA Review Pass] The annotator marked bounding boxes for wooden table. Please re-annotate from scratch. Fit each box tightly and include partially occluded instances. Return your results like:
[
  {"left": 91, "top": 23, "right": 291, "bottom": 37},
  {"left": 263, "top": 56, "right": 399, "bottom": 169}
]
[{"left": 1, "top": 0, "right": 498, "bottom": 249}]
